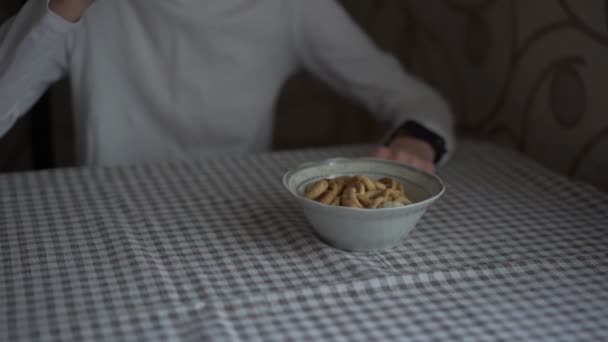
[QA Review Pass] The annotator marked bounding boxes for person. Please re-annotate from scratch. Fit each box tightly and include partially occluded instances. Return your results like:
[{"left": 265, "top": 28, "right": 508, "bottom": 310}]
[{"left": 0, "top": 0, "right": 455, "bottom": 173}]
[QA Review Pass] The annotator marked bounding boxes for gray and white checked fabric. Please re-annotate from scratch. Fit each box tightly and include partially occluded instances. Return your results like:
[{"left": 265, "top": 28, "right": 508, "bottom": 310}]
[{"left": 1, "top": 141, "right": 607, "bottom": 341}]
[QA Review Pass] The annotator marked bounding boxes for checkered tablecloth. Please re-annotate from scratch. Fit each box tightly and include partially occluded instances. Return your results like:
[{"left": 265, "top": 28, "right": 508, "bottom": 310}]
[{"left": 1, "top": 141, "right": 607, "bottom": 341}]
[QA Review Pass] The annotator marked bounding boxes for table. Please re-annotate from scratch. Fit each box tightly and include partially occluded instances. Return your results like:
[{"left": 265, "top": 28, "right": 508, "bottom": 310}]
[{"left": 2, "top": 141, "right": 607, "bottom": 341}]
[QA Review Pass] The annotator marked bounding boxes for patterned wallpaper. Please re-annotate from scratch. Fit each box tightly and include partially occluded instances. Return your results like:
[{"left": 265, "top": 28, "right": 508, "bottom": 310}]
[{"left": 276, "top": 0, "right": 608, "bottom": 191}]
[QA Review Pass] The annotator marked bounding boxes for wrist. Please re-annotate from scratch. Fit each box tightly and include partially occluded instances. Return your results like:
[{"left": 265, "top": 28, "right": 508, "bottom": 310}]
[
  {"left": 386, "top": 121, "right": 446, "bottom": 164},
  {"left": 389, "top": 136, "right": 436, "bottom": 163}
]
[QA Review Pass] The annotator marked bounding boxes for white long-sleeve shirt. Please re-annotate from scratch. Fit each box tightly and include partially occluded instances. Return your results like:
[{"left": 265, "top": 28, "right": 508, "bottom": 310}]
[{"left": 0, "top": 0, "right": 454, "bottom": 166}]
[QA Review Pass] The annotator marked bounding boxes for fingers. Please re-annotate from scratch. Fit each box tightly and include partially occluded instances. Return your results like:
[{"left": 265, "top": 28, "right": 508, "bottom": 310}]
[
  {"left": 390, "top": 150, "right": 435, "bottom": 173},
  {"left": 406, "top": 157, "right": 435, "bottom": 174},
  {"left": 372, "top": 146, "right": 436, "bottom": 174},
  {"left": 372, "top": 146, "right": 392, "bottom": 159}
]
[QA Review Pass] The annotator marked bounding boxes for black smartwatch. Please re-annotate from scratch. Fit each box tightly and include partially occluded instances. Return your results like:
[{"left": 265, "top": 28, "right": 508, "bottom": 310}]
[{"left": 385, "top": 121, "right": 447, "bottom": 164}]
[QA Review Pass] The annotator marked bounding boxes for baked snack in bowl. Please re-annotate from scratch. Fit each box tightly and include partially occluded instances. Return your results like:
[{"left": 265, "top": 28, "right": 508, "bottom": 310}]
[
  {"left": 283, "top": 158, "right": 445, "bottom": 252},
  {"left": 303, "top": 175, "right": 413, "bottom": 209}
]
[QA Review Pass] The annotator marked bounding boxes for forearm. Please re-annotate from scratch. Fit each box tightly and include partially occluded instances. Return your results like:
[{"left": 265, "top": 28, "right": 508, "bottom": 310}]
[
  {"left": 0, "top": 0, "right": 76, "bottom": 138},
  {"left": 290, "top": 0, "right": 456, "bottom": 164}
]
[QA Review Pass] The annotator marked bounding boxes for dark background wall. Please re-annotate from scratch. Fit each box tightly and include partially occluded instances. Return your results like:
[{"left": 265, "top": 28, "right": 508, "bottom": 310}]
[{"left": 0, "top": 0, "right": 33, "bottom": 172}]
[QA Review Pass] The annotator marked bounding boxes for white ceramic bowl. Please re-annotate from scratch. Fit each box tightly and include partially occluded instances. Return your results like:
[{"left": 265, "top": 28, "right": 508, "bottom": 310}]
[{"left": 283, "top": 158, "right": 445, "bottom": 252}]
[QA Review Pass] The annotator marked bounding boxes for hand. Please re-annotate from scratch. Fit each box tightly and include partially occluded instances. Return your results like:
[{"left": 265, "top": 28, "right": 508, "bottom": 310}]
[
  {"left": 49, "top": 0, "right": 94, "bottom": 22},
  {"left": 372, "top": 135, "right": 436, "bottom": 173}
]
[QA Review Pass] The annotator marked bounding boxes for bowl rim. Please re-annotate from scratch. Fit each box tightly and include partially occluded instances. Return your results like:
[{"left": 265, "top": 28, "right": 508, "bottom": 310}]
[{"left": 282, "top": 157, "right": 446, "bottom": 213}]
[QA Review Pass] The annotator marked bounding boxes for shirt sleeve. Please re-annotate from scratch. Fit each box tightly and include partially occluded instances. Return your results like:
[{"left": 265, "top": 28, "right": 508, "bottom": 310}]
[
  {"left": 288, "top": 0, "right": 456, "bottom": 164},
  {"left": 0, "top": 0, "right": 76, "bottom": 139}
]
